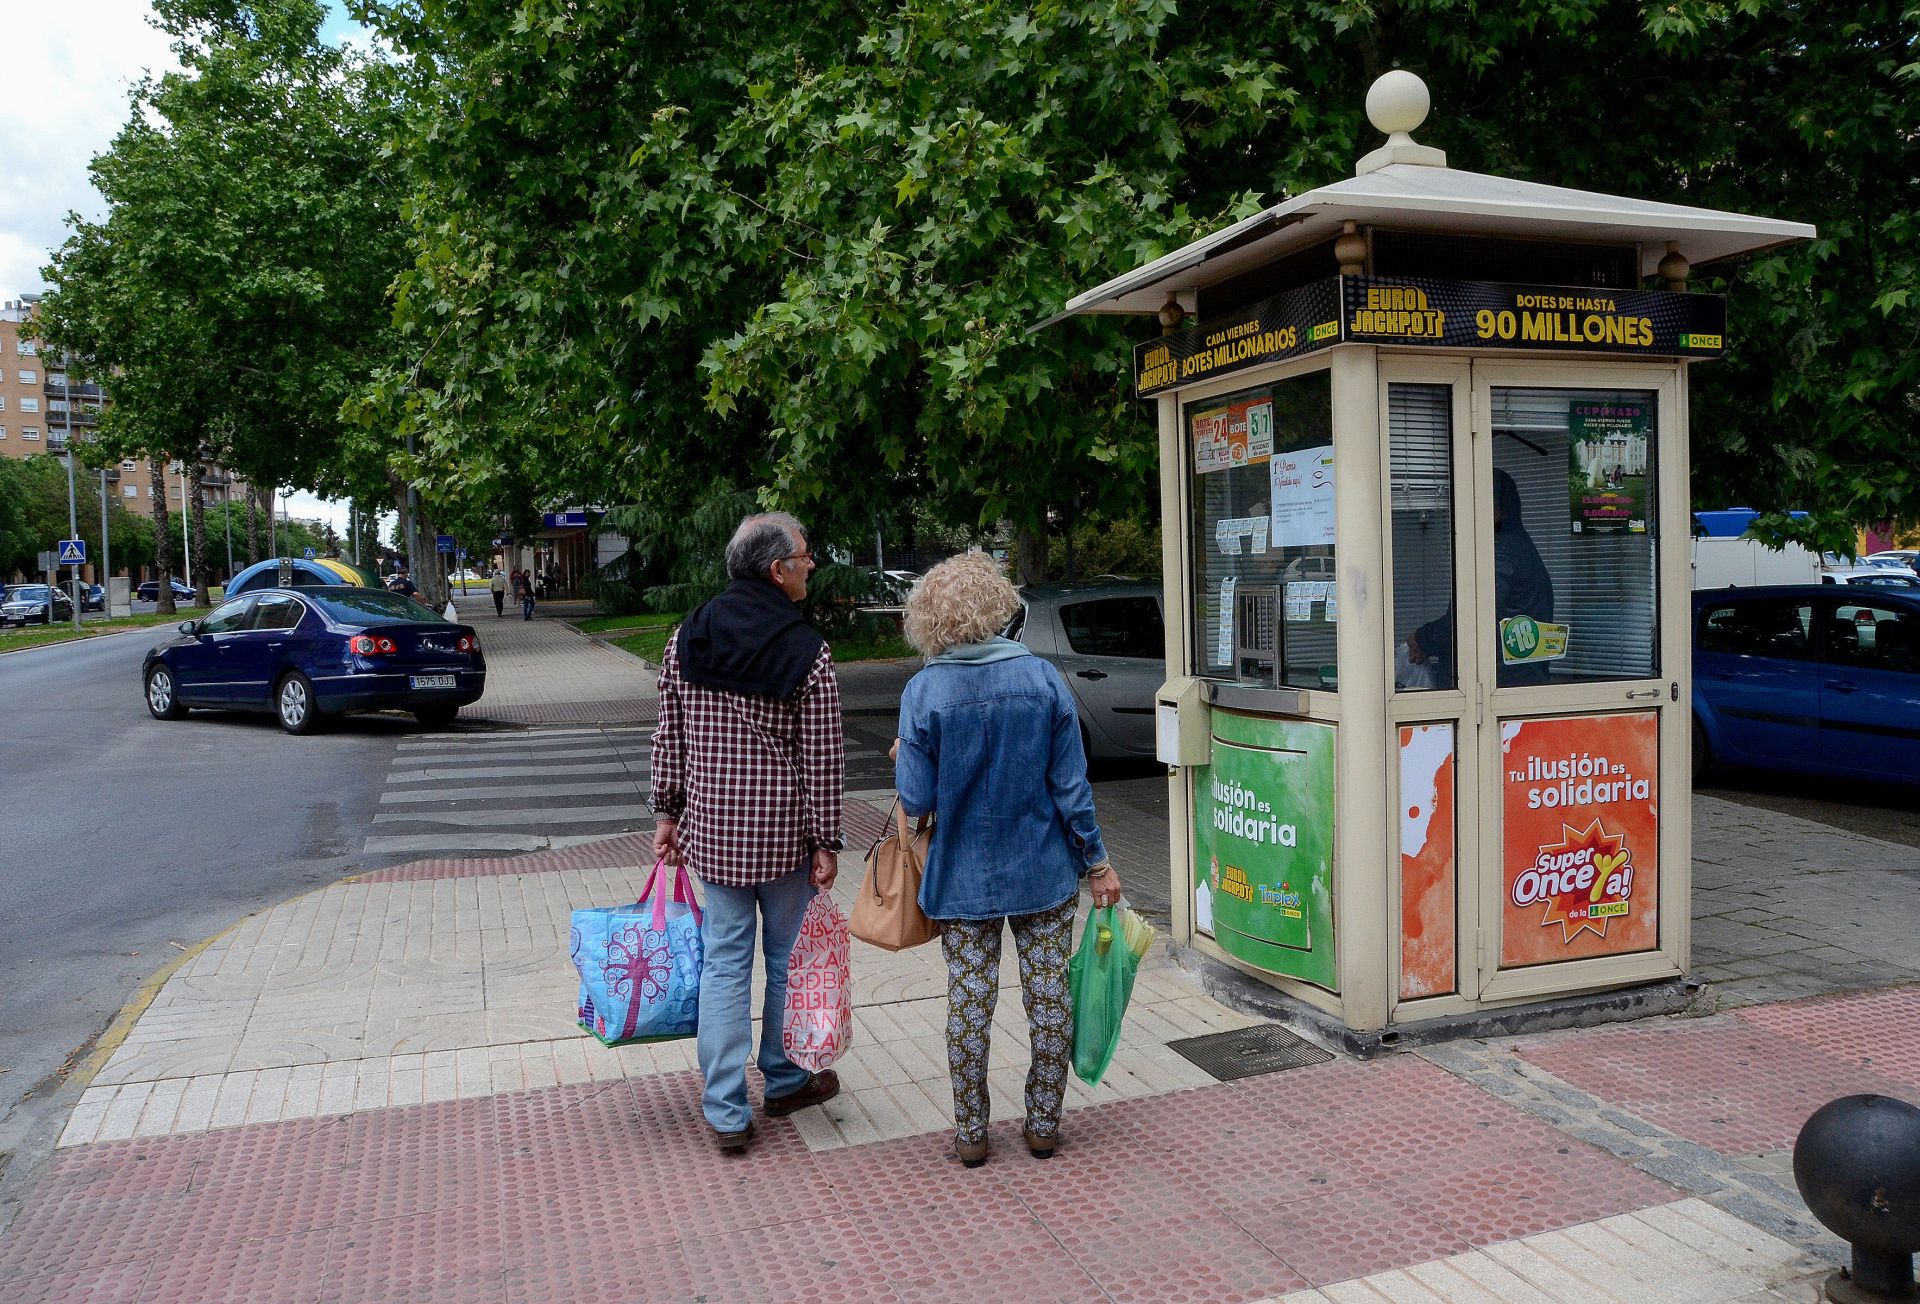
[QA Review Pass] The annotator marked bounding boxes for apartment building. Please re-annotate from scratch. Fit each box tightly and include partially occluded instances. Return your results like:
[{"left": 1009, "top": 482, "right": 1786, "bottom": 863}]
[{"left": 3, "top": 297, "right": 250, "bottom": 579}]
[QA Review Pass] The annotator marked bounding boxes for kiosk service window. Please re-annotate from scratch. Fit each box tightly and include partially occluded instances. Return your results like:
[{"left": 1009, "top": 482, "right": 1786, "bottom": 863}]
[{"left": 1187, "top": 370, "right": 1336, "bottom": 689}]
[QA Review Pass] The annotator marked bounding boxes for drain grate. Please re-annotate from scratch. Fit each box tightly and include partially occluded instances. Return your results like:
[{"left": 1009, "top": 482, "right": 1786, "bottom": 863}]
[{"left": 1167, "top": 1023, "right": 1335, "bottom": 1082}]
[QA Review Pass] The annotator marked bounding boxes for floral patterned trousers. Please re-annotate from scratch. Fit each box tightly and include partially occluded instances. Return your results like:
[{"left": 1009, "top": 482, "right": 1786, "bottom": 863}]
[{"left": 940, "top": 899, "right": 1076, "bottom": 1145}]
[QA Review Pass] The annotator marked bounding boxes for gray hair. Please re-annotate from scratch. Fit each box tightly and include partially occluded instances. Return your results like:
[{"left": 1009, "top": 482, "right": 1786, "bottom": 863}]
[{"left": 725, "top": 512, "right": 808, "bottom": 581}]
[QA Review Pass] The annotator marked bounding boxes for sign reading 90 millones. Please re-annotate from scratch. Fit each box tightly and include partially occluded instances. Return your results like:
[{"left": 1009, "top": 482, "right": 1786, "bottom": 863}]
[{"left": 1343, "top": 277, "right": 1726, "bottom": 357}]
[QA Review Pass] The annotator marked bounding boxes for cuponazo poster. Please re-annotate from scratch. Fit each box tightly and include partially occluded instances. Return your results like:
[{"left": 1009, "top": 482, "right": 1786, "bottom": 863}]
[{"left": 1500, "top": 712, "right": 1659, "bottom": 967}]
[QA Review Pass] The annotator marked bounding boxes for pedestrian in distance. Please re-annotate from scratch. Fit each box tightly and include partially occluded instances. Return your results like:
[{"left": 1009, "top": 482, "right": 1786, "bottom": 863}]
[
  {"left": 490, "top": 568, "right": 507, "bottom": 618},
  {"left": 387, "top": 566, "right": 418, "bottom": 598},
  {"left": 650, "top": 511, "right": 845, "bottom": 1153},
  {"left": 892, "top": 551, "right": 1119, "bottom": 1167},
  {"left": 516, "top": 570, "right": 536, "bottom": 621}
]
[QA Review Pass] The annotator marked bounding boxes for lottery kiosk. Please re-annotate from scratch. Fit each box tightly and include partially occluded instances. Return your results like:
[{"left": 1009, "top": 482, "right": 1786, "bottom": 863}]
[{"left": 1049, "top": 72, "right": 1812, "bottom": 1046}]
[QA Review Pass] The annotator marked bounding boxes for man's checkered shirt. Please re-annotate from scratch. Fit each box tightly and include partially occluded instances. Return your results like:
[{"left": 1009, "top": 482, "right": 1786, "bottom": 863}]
[{"left": 649, "top": 629, "right": 845, "bottom": 886}]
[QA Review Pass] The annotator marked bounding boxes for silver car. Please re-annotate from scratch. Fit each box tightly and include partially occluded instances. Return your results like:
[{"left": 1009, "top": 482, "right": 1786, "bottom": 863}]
[{"left": 1009, "top": 581, "right": 1164, "bottom": 761}]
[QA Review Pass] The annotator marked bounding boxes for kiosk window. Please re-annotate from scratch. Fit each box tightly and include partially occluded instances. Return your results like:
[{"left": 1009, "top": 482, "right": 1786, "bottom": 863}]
[
  {"left": 1390, "top": 384, "right": 1455, "bottom": 692},
  {"left": 1186, "top": 370, "right": 1335, "bottom": 689},
  {"left": 1489, "top": 387, "right": 1658, "bottom": 685}
]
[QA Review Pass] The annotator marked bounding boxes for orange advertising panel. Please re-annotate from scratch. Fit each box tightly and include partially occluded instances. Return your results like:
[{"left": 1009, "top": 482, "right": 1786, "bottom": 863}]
[
  {"left": 1500, "top": 712, "right": 1659, "bottom": 968},
  {"left": 1399, "top": 724, "right": 1456, "bottom": 999}
]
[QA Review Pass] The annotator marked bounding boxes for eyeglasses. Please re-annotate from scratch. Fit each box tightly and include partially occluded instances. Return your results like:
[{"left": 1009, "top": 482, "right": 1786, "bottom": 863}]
[{"left": 779, "top": 550, "right": 816, "bottom": 565}]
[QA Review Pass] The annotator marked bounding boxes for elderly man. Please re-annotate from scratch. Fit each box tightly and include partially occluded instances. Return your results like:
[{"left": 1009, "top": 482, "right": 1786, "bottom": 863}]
[{"left": 650, "top": 511, "right": 845, "bottom": 1151}]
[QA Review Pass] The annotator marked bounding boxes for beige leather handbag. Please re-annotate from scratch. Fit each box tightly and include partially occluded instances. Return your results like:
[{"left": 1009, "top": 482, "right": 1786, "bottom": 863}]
[{"left": 850, "top": 800, "right": 937, "bottom": 951}]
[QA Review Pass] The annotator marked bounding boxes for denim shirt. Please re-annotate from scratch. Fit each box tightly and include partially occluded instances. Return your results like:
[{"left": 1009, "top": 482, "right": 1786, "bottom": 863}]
[{"left": 894, "top": 642, "right": 1109, "bottom": 920}]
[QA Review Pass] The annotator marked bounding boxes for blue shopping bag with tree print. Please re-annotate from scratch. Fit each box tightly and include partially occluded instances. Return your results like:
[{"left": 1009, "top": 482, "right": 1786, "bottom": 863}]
[{"left": 571, "top": 858, "right": 704, "bottom": 1046}]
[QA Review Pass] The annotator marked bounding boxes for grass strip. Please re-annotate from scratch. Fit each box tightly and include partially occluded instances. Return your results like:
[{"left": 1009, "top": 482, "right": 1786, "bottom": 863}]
[{"left": 0, "top": 607, "right": 212, "bottom": 653}]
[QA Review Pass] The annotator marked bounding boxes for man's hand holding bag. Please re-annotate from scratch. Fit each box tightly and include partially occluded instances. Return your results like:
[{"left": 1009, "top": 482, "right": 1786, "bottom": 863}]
[{"left": 850, "top": 799, "right": 937, "bottom": 950}]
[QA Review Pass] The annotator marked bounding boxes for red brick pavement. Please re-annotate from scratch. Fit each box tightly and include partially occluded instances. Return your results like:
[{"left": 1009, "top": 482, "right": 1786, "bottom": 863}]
[
  {"left": 0, "top": 1054, "right": 1680, "bottom": 1304},
  {"left": 1515, "top": 985, "right": 1920, "bottom": 1156}
]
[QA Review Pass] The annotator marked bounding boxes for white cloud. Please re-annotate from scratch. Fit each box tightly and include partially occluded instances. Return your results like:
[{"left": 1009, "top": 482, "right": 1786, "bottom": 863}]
[
  {"left": 0, "top": 2, "right": 371, "bottom": 300},
  {"left": 0, "top": 1, "right": 182, "bottom": 299}
]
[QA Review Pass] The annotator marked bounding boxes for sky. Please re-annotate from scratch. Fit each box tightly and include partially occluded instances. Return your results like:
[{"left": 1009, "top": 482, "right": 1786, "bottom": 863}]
[{"left": 4, "top": 2, "right": 377, "bottom": 534}]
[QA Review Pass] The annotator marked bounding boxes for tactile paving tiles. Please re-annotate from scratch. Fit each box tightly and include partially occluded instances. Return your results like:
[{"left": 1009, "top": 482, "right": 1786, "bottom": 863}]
[
  {"left": 464, "top": 699, "right": 658, "bottom": 726},
  {"left": 1515, "top": 1014, "right": 1918, "bottom": 1155},
  {"left": 1, "top": 1054, "right": 1692, "bottom": 1302},
  {"left": 1732, "top": 985, "right": 1920, "bottom": 1093},
  {"left": 356, "top": 832, "right": 656, "bottom": 883}
]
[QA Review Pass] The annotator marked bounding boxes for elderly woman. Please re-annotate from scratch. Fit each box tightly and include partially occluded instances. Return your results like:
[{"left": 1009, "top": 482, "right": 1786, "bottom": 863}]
[{"left": 893, "top": 552, "right": 1122, "bottom": 1167}]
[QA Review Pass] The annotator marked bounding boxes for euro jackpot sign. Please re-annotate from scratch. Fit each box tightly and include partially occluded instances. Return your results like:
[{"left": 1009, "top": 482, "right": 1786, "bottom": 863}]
[{"left": 1342, "top": 277, "right": 1727, "bottom": 358}]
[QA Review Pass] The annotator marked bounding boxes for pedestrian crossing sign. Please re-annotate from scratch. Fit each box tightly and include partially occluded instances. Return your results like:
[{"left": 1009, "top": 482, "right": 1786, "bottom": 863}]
[{"left": 58, "top": 539, "right": 87, "bottom": 565}]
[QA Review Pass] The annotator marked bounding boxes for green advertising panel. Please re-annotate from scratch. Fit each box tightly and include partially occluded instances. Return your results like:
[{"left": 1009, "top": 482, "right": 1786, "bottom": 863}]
[{"left": 1192, "top": 711, "right": 1337, "bottom": 989}]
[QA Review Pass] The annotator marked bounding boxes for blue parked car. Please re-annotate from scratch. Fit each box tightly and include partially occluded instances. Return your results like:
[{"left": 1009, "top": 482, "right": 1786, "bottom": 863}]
[
  {"left": 1693, "top": 585, "right": 1920, "bottom": 784},
  {"left": 142, "top": 587, "right": 486, "bottom": 733}
]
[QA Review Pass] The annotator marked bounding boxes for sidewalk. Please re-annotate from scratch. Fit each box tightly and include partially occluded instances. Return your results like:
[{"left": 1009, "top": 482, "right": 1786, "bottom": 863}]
[
  {"left": 456, "top": 595, "right": 660, "bottom": 726},
  {"left": 3, "top": 603, "right": 1914, "bottom": 1302}
]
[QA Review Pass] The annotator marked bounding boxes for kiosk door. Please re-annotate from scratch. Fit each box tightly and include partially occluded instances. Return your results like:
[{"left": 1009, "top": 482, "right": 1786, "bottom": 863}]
[{"left": 1470, "top": 362, "right": 1688, "bottom": 1002}]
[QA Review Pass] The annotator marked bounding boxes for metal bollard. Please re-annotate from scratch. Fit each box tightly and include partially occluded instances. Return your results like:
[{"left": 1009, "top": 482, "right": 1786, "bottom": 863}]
[{"left": 1793, "top": 1094, "right": 1920, "bottom": 1302}]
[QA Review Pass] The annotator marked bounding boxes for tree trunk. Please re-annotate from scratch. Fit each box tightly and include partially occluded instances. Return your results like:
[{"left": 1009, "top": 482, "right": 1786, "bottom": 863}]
[
  {"left": 415, "top": 502, "right": 449, "bottom": 611},
  {"left": 150, "top": 458, "right": 176, "bottom": 616},
  {"left": 246, "top": 484, "right": 262, "bottom": 565},
  {"left": 188, "top": 457, "right": 210, "bottom": 605},
  {"left": 1013, "top": 523, "right": 1048, "bottom": 585}
]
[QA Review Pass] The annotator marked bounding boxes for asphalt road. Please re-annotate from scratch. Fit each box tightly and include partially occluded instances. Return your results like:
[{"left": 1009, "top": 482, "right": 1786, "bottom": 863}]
[{"left": 0, "top": 627, "right": 407, "bottom": 1230}]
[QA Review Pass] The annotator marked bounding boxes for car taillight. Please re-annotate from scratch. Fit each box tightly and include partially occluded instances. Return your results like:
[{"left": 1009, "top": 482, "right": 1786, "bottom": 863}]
[
  {"left": 350, "top": 634, "right": 398, "bottom": 655},
  {"left": 457, "top": 634, "right": 479, "bottom": 653}
]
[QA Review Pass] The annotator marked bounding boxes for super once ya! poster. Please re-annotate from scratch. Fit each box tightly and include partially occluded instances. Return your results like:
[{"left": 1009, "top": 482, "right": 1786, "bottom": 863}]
[
  {"left": 1193, "top": 713, "right": 1337, "bottom": 990},
  {"left": 1500, "top": 712, "right": 1660, "bottom": 968}
]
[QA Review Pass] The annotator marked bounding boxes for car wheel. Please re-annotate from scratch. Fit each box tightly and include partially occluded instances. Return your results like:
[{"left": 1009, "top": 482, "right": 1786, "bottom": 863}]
[
  {"left": 1692, "top": 718, "right": 1710, "bottom": 784},
  {"left": 413, "top": 706, "right": 459, "bottom": 729},
  {"left": 145, "top": 666, "right": 188, "bottom": 720},
  {"left": 276, "top": 672, "right": 322, "bottom": 735}
]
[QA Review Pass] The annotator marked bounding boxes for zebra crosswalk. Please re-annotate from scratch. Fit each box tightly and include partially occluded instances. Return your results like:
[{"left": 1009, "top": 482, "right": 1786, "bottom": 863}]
[{"left": 363, "top": 725, "right": 655, "bottom": 858}]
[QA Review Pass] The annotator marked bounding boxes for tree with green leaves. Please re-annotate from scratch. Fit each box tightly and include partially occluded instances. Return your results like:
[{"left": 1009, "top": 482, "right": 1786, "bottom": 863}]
[
  {"left": 34, "top": 0, "right": 410, "bottom": 604},
  {"left": 355, "top": 0, "right": 1916, "bottom": 567}
]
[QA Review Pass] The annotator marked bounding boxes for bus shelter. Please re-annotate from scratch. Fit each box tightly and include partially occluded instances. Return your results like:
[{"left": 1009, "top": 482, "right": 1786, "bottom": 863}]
[{"left": 1049, "top": 73, "right": 1813, "bottom": 1047}]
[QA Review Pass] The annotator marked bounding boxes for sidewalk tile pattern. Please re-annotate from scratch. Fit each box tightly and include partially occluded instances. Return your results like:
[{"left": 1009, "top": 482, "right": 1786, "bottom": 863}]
[
  {"left": 1515, "top": 986, "right": 1920, "bottom": 1157},
  {"left": 1271, "top": 1198, "right": 1822, "bottom": 1303},
  {"left": 3, "top": 1054, "right": 1696, "bottom": 1304},
  {"left": 58, "top": 854, "right": 1232, "bottom": 1150}
]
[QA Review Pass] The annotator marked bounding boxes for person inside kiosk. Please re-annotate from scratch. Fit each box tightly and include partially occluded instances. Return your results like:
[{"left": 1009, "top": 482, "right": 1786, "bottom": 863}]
[{"left": 1407, "top": 467, "right": 1555, "bottom": 687}]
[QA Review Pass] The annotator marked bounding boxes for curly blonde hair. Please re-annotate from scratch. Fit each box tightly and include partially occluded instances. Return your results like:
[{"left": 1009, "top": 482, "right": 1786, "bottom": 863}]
[{"left": 904, "top": 551, "right": 1022, "bottom": 657}]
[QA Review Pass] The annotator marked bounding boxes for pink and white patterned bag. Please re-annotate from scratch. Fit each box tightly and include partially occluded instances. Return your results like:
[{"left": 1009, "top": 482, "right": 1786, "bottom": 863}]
[{"left": 783, "top": 891, "right": 853, "bottom": 1071}]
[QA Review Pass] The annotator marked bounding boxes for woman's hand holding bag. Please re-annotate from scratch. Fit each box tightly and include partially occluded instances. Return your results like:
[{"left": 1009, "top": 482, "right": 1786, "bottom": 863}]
[{"left": 849, "top": 799, "right": 937, "bottom": 951}]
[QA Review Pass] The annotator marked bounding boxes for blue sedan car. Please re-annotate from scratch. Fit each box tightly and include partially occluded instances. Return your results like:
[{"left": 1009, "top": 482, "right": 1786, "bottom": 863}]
[
  {"left": 142, "top": 587, "right": 486, "bottom": 733},
  {"left": 1693, "top": 585, "right": 1920, "bottom": 783}
]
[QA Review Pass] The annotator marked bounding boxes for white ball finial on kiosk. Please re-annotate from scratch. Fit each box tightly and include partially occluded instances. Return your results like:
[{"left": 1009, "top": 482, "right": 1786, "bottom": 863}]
[{"left": 1356, "top": 70, "right": 1448, "bottom": 176}]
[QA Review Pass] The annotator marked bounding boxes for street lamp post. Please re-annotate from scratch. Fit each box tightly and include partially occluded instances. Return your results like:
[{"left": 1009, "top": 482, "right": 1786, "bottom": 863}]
[{"left": 99, "top": 467, "right": 110, "bottom": 614}]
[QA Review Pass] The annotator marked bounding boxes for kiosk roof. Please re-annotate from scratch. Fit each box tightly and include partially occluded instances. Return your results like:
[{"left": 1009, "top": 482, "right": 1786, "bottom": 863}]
[{"left": 1045, "top": 163, "right": 1816, "bottom": 325}]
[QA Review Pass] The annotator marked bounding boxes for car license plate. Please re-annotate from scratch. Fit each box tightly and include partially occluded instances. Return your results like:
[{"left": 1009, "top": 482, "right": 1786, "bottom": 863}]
[{"left": 409, "top": 674, "right": 456, "bottom": 690}]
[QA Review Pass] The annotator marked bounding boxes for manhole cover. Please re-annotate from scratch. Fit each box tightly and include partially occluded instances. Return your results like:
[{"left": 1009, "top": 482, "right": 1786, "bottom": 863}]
[{"left": 1167, "top": 1024, "right": 1334, "bottom": 1082}]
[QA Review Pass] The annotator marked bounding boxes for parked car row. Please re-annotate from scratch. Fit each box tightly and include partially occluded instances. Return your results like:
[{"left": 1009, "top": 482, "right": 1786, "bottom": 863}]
[{"left": 142, "top": 587, "right": 486, "bottom": 734}]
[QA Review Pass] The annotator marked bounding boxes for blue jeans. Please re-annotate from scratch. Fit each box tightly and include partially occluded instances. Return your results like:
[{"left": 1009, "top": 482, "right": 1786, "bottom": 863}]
[
  {"left": 521, "top": 596, "right": 535, "bottom": 620},
  {"left": 696, "top": 866, "right": 815, "bottom": 1132}
]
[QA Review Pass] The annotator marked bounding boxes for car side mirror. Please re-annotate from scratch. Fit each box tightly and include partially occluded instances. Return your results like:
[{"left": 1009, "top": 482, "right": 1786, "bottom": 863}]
[{"left": 178, "top": 620, "right": 198, "bottom": 636}]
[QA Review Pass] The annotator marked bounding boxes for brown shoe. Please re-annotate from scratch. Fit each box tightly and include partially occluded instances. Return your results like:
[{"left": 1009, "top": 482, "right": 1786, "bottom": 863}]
[
  {"left": 713, "top": 1121, "right": 754, "bottom": 1154},
  {"left": 764, "top": 1070, "right": 840, "bottom": 1118},
  {"left": 1022, "top": 1124, "right": 1057, "bottom": 1158},
  {"left": 954, "top": 1134, "right": 989, "bottom": 1168}
]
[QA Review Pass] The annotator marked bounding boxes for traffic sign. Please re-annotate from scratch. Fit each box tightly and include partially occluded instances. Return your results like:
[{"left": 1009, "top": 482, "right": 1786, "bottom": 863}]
[
  {"left": 303, "top": 547, "right": 316, "bottom": 560},
  {"left": 435, "top": 534, "right": 456, "bottom": 553},
  {"left": 58, "top": 539, "right": 87, "bottom": 565}
]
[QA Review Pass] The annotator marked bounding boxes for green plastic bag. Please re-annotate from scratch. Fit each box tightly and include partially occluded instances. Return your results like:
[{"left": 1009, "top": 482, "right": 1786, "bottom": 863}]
[{"left": 1068, "top": 903, "right": 1153, "bottom": 1086}]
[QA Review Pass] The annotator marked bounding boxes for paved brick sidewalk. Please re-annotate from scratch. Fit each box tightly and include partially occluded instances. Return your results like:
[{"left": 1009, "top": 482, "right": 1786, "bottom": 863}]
[{"left": 454, "top": 595, "right": 658, "bottom": 726}]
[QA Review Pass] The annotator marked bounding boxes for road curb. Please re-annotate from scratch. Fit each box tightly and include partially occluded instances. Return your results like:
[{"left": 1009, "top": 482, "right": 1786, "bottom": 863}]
[{"left": 65, "top": 919, "right": 242, "bottom": 1092}]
